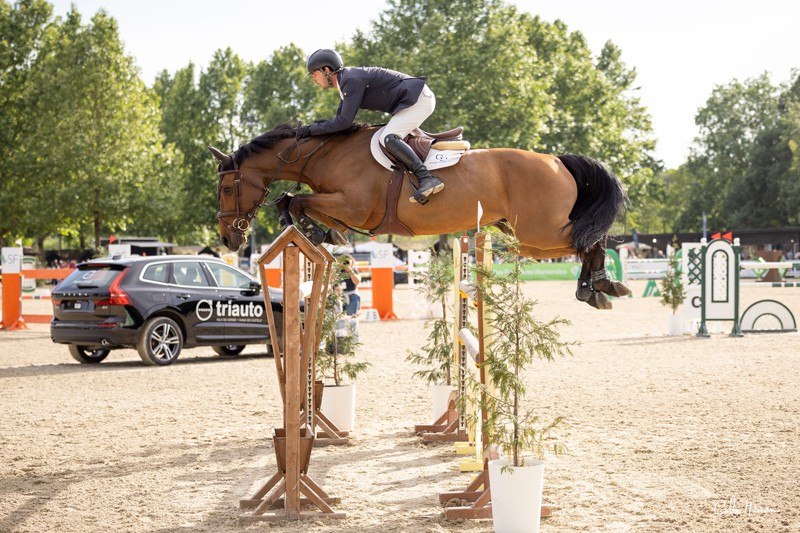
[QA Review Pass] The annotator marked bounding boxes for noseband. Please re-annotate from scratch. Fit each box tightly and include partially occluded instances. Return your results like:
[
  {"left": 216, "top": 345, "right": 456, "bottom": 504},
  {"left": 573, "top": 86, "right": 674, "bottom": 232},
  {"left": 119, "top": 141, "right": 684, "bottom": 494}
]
[{"left": 216, "top": 154, "right": 271, "bottom": 237}]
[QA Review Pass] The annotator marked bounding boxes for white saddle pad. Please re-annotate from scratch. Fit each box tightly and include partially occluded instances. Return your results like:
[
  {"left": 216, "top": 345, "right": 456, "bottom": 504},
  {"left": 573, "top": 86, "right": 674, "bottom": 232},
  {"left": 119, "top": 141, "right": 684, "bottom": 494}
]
[{"left": 370, "top": 126, "right": 470, "bottom": 171}]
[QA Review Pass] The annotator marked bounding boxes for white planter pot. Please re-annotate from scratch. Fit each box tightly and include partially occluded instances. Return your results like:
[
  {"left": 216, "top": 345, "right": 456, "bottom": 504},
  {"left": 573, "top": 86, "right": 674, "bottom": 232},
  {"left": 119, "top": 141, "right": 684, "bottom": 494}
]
[
  {"left": 488, "top": 458, "right": 544, "bottom": 533},
  {"left": 321, "top": 384, "right": 356, "bottom": 432},
  {"left": 668, "top": 314, "right": 683, "bottom": 336},
  {"left": 431, "top": 384, "right": 454, "bottom": 423}
]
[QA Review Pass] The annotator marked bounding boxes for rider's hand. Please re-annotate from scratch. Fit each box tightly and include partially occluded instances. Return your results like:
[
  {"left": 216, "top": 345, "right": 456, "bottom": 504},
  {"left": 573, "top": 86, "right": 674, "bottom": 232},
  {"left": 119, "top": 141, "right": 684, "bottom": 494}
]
[{"left": 296, "top": 125, "right": 312, "bottom": 138}]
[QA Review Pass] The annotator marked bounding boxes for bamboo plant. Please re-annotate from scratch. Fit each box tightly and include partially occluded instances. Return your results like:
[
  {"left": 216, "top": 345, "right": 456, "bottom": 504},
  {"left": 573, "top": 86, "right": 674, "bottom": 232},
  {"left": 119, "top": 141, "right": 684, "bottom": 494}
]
[
  {"left": 471, "top": 228, "right": 572, "bottom": 467},
  {"left": 405, "top": 250, "right": 455, "bottom": 386}
]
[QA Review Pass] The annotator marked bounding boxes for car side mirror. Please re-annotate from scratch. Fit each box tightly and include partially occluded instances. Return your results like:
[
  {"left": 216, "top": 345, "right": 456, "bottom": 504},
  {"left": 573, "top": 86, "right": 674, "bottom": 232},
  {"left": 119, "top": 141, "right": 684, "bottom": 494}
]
[{"left": 242, "top": 281, "right": 261, "bottom": 296}]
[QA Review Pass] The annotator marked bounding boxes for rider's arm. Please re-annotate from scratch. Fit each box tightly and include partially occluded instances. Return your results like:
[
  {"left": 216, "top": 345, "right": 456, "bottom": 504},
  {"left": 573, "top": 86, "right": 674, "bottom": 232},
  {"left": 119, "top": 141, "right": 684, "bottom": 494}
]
[{"left": 309, "top": 76, "right": 366, "bottom": 136}]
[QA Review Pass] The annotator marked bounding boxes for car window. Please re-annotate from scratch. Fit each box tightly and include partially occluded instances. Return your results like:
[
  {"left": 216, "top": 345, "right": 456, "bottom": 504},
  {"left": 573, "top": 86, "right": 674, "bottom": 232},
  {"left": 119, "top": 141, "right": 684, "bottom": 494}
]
[
  {"left": 205, "top": 261, "right": 255, "bottom": 289},
  {"left": 142, "top": 263, "right": 170, "bottom": 283},
  {"left": 171, "top": 261, "right": 209, "bottom": 287},
  {"left": 57, "top": 265, "right": 124, "bottom": 290}
]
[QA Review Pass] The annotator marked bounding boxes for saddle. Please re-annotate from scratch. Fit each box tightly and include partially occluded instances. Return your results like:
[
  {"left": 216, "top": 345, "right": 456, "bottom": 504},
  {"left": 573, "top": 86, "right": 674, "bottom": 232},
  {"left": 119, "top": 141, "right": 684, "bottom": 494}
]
[
  {"left": 379, "top": 127, "right": 466, "bottom": 167},
  {"left": 369, "top": 126, "right": 469, "bottom": 236}
]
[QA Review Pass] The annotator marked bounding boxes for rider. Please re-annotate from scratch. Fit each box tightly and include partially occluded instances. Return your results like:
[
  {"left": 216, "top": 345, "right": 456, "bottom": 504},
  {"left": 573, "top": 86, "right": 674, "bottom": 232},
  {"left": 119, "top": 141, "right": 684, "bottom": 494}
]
[{"left": 297, "top": 48, "right": 444, "bottom": 204}]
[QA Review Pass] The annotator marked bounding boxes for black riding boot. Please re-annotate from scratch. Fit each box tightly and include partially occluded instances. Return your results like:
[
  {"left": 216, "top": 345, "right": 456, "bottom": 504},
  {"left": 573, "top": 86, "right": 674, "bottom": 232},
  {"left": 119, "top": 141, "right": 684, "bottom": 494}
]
[{"left": 384, "top": 134, "right": 444, "bottom": 204}]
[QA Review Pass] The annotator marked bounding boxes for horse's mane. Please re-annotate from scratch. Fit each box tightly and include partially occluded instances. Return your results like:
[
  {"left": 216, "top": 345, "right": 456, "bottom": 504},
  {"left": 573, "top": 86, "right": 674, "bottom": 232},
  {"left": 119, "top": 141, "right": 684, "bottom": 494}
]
[{"left": 235, "top": 123, "right": 373, "bottom": 165}]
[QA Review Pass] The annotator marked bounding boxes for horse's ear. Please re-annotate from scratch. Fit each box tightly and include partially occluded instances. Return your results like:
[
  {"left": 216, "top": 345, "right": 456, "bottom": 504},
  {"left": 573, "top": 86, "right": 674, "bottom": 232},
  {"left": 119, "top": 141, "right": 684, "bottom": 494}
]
[{"left": 207, "top": 145, "right": 231, "bottom": 166}]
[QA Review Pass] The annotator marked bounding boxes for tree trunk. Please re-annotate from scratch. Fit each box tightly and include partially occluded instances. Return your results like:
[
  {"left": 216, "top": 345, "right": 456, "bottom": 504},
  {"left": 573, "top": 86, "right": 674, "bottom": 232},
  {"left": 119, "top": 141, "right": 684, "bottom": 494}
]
[{"left": 93, "top": 189, "right": 101, "bottom": 250}]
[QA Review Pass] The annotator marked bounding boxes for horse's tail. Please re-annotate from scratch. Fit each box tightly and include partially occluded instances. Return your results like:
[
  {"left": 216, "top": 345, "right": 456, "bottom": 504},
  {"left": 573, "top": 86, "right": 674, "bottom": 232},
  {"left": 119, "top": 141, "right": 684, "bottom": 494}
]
[{"left": 558, "top": 154, "right": 628, "bottom": 254}]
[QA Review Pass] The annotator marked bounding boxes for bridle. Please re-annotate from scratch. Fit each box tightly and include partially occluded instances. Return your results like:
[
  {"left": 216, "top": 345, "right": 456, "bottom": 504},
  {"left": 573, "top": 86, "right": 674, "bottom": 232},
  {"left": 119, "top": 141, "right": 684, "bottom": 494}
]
[
  {"left": 216, "top": 135, "right": 336, "bottom": 240},
  {"left": 216, "top": 152, "right": 273, "bottom": 238}
]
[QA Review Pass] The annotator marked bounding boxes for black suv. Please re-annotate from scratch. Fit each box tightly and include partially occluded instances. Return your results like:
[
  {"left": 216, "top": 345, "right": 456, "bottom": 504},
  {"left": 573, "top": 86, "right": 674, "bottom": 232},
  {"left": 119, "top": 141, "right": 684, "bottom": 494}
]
[{"left": 50, "top": 255, "right": 282, "bottom": 366}]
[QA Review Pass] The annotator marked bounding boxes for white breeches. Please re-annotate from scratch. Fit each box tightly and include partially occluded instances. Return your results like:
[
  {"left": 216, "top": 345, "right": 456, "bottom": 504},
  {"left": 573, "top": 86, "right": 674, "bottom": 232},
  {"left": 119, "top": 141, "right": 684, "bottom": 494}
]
[{"left": 380, "top": 84, "right": 436, "bottom": 146}]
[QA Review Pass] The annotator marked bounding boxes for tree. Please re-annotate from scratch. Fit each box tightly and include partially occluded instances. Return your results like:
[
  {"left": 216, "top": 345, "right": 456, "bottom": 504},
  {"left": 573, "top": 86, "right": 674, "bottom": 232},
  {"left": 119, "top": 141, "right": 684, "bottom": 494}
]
[
  {"left": 665, "top": 72, "right": 799, "bottom": 232},
  {"left": 11, "top": 6, "right": 171, "bottom": 248},
  {"left": 154, "top": 48, "right": 250, "bottom": 244},
  {"left": 241, "top": 44, "right": 320, "bottom": 134},
  {"left": 0, "top": 0, "right": 54, "bottom": 243}
]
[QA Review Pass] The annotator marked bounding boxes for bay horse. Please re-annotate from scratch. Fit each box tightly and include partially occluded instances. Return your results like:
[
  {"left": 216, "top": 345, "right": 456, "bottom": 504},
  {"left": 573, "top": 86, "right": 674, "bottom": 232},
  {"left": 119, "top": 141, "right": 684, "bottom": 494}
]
[{"left": 210, "top": 124, "right": 631, "bottom": 309}]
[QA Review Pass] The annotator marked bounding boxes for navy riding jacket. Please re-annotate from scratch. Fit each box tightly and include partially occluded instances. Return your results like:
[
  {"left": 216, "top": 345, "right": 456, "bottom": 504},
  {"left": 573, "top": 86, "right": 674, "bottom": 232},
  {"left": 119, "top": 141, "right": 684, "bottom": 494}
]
[{"left": 309, "top": 67, "right": 427, "bottom": 136}]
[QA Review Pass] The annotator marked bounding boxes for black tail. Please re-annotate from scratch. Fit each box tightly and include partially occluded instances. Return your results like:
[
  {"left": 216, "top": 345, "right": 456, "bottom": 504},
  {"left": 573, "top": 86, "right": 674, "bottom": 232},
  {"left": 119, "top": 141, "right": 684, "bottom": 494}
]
[{"left": 558, "top": 154, "right": 628, "bottom": 254}]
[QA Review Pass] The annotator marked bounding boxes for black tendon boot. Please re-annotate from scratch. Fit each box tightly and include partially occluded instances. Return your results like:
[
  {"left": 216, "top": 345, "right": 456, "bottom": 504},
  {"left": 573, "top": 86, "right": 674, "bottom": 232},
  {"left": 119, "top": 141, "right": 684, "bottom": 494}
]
[{"left": 384, "top": 134, "right": 444, "bottom": 204}]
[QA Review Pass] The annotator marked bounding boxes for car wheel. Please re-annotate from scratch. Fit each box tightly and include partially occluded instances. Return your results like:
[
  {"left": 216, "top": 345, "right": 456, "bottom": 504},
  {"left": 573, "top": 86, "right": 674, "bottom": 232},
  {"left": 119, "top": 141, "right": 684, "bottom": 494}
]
[
  {"left": 137, "top": 316, "right": 183, "bottom": 366},
  {"left": 212, "top": 345, "right": 246, "bottom": 356},
  {"left": 68, "top": 345, "right": 110, "bottom": 364}
]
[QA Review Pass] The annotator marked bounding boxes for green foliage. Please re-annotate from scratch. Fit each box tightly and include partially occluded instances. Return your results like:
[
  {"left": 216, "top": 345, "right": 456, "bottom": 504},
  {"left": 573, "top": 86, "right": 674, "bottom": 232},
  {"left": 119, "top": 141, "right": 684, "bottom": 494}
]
[
  {"left": 405, "top": 250, "right": 455, "bottom": 385},
  {"left": 660, "top": 72, "right": 800, "bottom": 232},
  {"left": 472, "top": 228, "right": 572, "bottom": 466},
  {"left": 659, "top": 237, "right": 685, "bottom": 315},
  {"left": 316, "top": 258, "right": 369, "bottom": 386},
  {"left": 6, "top": 5, "right": 174, "bottom": 247}
]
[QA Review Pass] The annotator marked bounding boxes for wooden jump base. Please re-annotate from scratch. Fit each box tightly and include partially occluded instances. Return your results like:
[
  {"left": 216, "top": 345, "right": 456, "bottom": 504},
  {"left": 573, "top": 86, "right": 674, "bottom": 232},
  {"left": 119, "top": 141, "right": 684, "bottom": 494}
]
[{"left": 240, "top": 226, "right": 344, "bottom": 521}]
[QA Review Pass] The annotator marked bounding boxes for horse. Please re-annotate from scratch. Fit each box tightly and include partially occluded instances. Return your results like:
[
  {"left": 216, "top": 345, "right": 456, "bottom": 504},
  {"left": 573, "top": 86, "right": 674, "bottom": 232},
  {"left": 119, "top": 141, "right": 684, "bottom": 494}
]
[{"left": 209, "top": 123, "right": 631, "bottom": 309}]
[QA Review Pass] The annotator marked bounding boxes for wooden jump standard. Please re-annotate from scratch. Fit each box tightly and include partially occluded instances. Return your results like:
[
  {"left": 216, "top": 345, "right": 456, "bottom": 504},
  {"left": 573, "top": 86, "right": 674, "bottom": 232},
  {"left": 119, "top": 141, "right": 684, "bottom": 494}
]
[
  {"left": 439, "top": 231, "right": 555, "bottom": 520},
  {"left": 414, "top": 235, "right": 471, "bottom": 443},
  {"left": 239, "top": 226, "right": 345, "bottom": 521},
  {"left": 302, "top": 250, "right": 349, "bottom": 447}
]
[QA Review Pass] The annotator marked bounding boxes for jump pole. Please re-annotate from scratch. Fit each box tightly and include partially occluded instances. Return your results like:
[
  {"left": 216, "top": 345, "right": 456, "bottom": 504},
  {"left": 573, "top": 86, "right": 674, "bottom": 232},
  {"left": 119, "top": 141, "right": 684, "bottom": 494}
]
[{"left": 239, "top": 226, "right": 344, "bottom": 521}]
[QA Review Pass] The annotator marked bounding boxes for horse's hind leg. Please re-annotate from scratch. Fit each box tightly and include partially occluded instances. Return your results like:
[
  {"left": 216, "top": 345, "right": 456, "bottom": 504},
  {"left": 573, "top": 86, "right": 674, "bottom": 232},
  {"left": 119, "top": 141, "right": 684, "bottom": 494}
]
[
  {"left": 576, "top": 256, "right": 612, "bottom": 310},
  {"left": 587, "top": 239, "right": 631, "bottom": 297},
  {"left": 576, "top": 239, "right": 631, "bottom": 309}
]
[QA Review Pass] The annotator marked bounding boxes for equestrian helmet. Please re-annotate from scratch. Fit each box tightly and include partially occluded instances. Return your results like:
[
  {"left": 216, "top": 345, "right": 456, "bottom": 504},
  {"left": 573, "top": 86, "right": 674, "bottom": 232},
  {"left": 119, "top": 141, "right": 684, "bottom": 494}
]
[{"left": 306, "top": 49, "right": 343, "bottom": 74}]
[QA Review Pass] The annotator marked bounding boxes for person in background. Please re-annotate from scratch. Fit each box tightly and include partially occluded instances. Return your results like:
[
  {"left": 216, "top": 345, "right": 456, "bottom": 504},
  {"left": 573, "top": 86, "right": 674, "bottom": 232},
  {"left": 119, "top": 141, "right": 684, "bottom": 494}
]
[{"left": 341, "top": 254, "right": 361, "bottom": 317}]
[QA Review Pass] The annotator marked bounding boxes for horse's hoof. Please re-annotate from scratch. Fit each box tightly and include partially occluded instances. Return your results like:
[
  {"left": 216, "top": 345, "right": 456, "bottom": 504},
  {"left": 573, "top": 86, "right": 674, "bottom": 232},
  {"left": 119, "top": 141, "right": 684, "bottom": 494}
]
[
  {"left": 610, "top": 280, "right": 632, "bottom": 297},
  {"left": 586, "top": 292, "right": 613, "bottom": 310},
  {"left": 575, "top": 286, "right": 594, "bottom": 302},
  {"left": 323, "top": 229, "right": 348, "bottom": 246},
  {"left": 593, "top": 279, "right": 632, "bottom": 297}
]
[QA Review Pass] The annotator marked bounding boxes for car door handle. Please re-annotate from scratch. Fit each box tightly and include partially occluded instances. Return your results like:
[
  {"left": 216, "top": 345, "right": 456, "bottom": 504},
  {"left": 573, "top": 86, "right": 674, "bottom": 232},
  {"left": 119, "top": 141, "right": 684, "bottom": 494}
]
[
  {"left": 177, "top": 293, "right": 192, "bottom": 300},
  {"left": 226, "top": 296, "right": 239, "bottom": 301}
]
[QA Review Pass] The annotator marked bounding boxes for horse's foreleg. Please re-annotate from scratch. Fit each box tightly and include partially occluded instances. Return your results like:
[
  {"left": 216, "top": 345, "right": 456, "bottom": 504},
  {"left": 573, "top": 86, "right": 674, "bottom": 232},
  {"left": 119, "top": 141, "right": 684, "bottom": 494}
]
[
  {"left": 274, "top": 192, "right": 294, "bottom": 230},
  {"left": 288, "top": 192, "right": 361, "bottom": 246}
]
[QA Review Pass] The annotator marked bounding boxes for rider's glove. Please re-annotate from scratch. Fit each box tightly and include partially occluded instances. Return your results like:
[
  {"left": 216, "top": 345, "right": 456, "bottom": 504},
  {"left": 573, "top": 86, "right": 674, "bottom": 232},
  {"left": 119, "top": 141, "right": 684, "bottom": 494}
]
[{"left": 296, "top": 125, "right": 312, "bottom": 138}]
